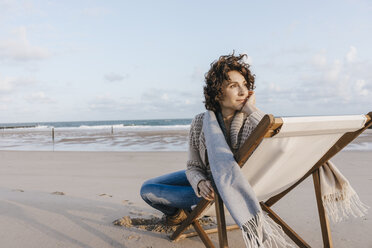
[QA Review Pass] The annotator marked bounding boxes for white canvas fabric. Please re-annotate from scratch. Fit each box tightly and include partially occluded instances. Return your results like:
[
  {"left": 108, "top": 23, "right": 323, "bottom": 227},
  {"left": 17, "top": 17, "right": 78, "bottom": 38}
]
[
  {"left": 200, "top": 114, "right": 368, "bottom": 244},
  {"left": 241, "top": 115, "right": 367, "bottom": 201},
  {"left": 273, "top": 115, "right": 366, "bottom": 137}
]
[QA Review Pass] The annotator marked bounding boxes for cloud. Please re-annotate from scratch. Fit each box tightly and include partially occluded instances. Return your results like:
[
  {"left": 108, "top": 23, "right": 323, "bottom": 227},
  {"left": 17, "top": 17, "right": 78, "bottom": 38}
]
[
  {"left": 88, "top": 93, "right": 137, "bottom": 112},
  {"left": 0, "top": 75, "right": 37, "bottom": 93},
  {"left": 355, "top": 79, "right": 369, "bottom": 96},
  {"left": 104, "top": 72, "right": 129, "bottom": 82},
  {"left": 140, "top": 88, "right": 203, "bottom": 113},
  {"left": 286, "top": 21, "right": 299, "bottom": 34},
  {"left": 258, "top": 46, "right": 371, "bottom": 114},
  {"left": 191, "top": 66, "right": 205, "bottom": 82},
  {"left": 0, "top": 26, "right": 51, "bottom": 62},
  {"left": 25, "top": 91, "right": 55, "bottom": 104},
  {"left": 0, "top": 77, "right": 13, "bottom": 92},
  {"left": 0, "top": 0, "right": 12, "bottom": 10},
  {"left": 346, "top": 46, "right": 357, "bottom": 63},
  {"left": 89, "top": 94, "right": 118, "bottom": 110},
  {"left": 311, "top": 51, "right": 327, "bottom": 68},
  {"left": 0, "top": 0, "right": 43, "bottom": 15},
  {"left": 242, "top": 54, "right": 253, "bottom": 65},
  {"left": 88, "top": 89, "right": 204, "bottom": 118},
  {"left": 0, "top": 95, "right": 11, "bottom": 111},
  {"left": 160, "top": 93, "right": 169, "bottom": 101}
]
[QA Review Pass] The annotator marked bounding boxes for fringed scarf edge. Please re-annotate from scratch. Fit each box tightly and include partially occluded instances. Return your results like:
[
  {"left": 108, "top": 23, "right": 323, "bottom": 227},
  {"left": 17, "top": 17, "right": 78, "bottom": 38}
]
[
  {"left": 241, "top": 212, "right": 295, "bottom": 248},
  {"left": 322, "top": 184, "right": 369, "bottom": 223}
]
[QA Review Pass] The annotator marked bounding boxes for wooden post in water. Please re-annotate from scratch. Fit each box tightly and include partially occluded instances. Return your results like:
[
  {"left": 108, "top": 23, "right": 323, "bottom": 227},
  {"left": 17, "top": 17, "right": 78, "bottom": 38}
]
[
  {"left": 111, "top": 125, "right": 114, "bottom": 135},
  {"left": 52, "top": 128, "right": 55, "bottom": 142}
]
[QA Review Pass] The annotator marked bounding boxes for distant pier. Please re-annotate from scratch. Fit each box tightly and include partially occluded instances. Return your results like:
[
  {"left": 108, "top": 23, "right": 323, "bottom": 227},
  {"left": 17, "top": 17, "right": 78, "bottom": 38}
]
[{"left": 0, "top": 125, "right": 36, "bottom": 130}]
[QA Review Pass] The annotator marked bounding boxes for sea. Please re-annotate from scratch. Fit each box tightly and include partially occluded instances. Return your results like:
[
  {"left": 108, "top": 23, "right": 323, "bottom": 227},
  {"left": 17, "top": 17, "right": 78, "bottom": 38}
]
[
  {"left": 0, "top": 119, "right": 192, "bottom": 151},
  {"left": 0, "top": 118, "right": 371, "bottom": 152}
]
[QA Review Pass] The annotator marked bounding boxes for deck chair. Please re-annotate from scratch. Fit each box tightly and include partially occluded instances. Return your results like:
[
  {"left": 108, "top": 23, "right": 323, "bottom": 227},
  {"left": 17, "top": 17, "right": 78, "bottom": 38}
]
[{"left": 170, "top": 111, "right": 372, "bottom": 248}]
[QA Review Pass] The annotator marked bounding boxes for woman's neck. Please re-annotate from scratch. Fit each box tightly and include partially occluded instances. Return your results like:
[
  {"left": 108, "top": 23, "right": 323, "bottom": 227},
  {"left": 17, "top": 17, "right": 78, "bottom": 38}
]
[
  {"left": 221, "top": 109, "right": 235, "bottom": 138},
  {"left": 221, "top": 108, "right": 235, "bottom": 120}
]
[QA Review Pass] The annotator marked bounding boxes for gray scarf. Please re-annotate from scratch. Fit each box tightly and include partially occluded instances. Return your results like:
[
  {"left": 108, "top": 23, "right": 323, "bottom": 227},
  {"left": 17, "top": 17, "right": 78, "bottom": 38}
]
[{"left": 203, "top": 111, "right": 294, "bottom": 248}]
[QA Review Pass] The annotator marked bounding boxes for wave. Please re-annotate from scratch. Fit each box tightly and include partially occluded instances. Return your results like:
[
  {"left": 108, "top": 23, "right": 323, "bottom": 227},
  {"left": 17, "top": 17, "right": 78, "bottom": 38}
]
[
  {"left": 116, "top": 124, "right": 190, "bottom": 130},
  {"left": 345, "top": 142, "right": 372, "bottom": 151},
  {"left": 74, "top": 124, "right": 191, "bottom": 131},
  {"left": 17, "top": 124, "right": 191, "bottom": 131},
  {"left": 78, "top": 124, "right": 126, "bottom": 129},
  {"left": 35, "top": 125, "right": 50, "bottom": 129},
  {"left": 1, "top": 125, "right": 191, "bottom": 133}
]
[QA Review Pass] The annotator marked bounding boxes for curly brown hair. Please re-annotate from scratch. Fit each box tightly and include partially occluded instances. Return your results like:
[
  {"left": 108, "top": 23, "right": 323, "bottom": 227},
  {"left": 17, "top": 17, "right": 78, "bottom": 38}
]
[{"left": 203, "top": 53, "right": 255, "bottom": 112}]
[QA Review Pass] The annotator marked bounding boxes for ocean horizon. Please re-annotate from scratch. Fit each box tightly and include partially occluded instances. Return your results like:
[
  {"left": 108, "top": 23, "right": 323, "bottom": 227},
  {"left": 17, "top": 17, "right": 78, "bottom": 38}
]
[
  {"left": 0, "top": 118, "right": 193, "bottom": 130},
  {"left": 0, "top": 118, "right": 192, "bottom": 152},
  {"left": 1, "top": 118, "right": 371, "bottom": 152}
]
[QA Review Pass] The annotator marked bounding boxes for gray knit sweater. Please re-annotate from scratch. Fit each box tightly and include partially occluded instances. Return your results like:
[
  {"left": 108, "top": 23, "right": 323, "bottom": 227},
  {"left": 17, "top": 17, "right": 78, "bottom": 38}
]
[{"left": 185, "top": 110, "right": 265, "bottom": 197}]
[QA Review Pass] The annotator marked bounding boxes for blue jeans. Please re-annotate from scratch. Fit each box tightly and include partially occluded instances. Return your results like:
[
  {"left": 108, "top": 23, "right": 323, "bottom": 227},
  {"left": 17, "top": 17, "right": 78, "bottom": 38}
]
[{"left": 140, "top": 170, "right": 202, "bottom": 216}]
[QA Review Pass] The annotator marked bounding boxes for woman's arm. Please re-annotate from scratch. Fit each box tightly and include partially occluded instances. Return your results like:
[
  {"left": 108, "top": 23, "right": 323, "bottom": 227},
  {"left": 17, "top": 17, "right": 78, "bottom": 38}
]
[
  {"left": 238, "top": 92, "right": 266, "bottom": 146},
  {"left": 240, "top": 92, "right": 265, "bottom": 125},
  {"left": 185, "top": 147, "right": 208, "bottom": 197},
  {"left": 186, "top": 146, "right": 215, "bottom": 200},
  {"left": 185, "top": 114, "right": 209, "bottom": 197}
]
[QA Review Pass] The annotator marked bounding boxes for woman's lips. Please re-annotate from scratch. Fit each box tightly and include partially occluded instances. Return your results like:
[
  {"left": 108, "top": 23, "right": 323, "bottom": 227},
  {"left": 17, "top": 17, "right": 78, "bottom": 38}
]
[{"left": 238, "top": 97, "right": 249, "bottom": 105}]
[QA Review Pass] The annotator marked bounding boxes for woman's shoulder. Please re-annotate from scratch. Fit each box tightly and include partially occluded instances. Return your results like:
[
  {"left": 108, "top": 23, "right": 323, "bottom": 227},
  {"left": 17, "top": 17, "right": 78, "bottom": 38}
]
[
  {"left": 192, "top": 112, "right": 205, "bottom": 124},
  {"left": 190, "top": 112, "right": 206, "bottom": 134}
]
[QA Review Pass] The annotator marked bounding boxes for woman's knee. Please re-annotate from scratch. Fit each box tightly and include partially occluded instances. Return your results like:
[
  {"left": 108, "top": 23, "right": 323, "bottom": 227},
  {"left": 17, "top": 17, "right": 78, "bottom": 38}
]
[
  {"left": 140, "top": 181, "right": 160, "bottom": 203},
  {"left": 141, "top": 177, "right": 157, "bottom": 187},
  {"left": 140, "top": 181, "right": 151, "bottom": 201},
  {"left": 139, "top": 175, "right": 164, "bottom": 201}
]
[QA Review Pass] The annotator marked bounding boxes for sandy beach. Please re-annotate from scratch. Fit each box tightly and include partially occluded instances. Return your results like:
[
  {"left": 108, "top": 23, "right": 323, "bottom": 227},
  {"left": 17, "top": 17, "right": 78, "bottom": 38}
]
[
  {"left": 0, "top": 126, "right": 190, "bottom": 152},
  {"left": 0, "top": 148, "right": 371, "bottom": 248}
]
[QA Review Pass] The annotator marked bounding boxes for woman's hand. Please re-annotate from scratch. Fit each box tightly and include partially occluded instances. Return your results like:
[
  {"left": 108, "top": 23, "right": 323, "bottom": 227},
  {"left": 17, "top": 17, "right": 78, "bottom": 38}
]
[
  {"left": 240, "top": 92, "right": 258, "bottom": 115},
  {"left": 197, "top": 180, "right": 214, "bottom": 200}
]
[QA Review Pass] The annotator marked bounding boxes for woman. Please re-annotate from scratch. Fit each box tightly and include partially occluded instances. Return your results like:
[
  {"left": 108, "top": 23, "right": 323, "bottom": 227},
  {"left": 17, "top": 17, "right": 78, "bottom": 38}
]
[{"left": 140, "top": 53, "right": 264, "bottom": 225}]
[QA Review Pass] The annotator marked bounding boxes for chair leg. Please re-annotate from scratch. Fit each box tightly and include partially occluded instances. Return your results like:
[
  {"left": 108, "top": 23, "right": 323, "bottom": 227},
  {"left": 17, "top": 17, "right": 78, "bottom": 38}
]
[
  {"left": 215, "top": 192, "right": 228, "bottom": 248},
  {"left": 313, "top": 168, "right": 333, "bottom": 248},
  {"left": 192, "top": 220, "right": 216, "bottom": 248},
  {"left": 260, "top": 202, "right": 311, "bottom": 248},
  {"left": 170, "top": 199, "right": 212, "bottom": 241},
  {"left": 179, "top": 225, "right": 239, "bottom": 239}
]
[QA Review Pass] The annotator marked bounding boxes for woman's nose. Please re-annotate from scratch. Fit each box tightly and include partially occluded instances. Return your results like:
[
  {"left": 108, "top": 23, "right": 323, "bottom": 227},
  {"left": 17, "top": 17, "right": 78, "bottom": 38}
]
[{"left": 238, "top": 85, "right": 248, "bottom": 95}]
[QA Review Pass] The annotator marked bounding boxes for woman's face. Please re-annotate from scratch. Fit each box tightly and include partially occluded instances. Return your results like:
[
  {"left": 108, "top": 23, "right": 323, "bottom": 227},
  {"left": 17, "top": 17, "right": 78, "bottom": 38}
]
[{"left": 218, "top": 70, "right": 249, "bottom": 115}]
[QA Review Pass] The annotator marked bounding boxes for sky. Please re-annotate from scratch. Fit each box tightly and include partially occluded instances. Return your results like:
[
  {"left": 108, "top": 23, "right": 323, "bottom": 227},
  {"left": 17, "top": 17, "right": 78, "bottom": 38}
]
[{"left": 0, "top": 0, "right": 371, "bottom": 123}]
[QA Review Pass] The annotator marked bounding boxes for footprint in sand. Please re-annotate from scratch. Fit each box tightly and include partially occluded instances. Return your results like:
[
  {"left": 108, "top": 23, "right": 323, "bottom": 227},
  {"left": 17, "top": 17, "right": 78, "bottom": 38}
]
[
  {"left": 99, "top": 193, "right": 113, "bottom": 197},
  {"left": 126, "top": 235, "right": 140, "bottom": 241},
  {"left": 113, "top": 215, "right": 182, "bottom": 234},
  {"left": 122, "top": 200, "right": 134, "bottom": 205},
  {"left": 113, "top": 216, "right": 132, "bottom": 227},
  {"left": 12, "top": 189, "right": 24, "bottom": 192},
  {"left": 129, "top": 210, "right": 143, "bottom": 216},
  {"left": 51, "top": 191, "right": 65, "bottom": 195}
]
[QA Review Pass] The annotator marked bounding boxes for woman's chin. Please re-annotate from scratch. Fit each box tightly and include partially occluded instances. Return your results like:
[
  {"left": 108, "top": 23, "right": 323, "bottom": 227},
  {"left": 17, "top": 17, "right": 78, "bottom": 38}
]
[
  {"left": 237, "top": 103, "right": 245, "bottom": 109},
  {"left": 233, "top": 106, "right": 242, "bottom": 112}
]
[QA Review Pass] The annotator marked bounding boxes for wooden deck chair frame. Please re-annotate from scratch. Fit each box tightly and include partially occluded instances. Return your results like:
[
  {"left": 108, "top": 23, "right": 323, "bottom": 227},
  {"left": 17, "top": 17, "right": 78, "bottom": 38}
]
[{"left": 170, "top": 111, "right": 372, "bottom": 248}]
